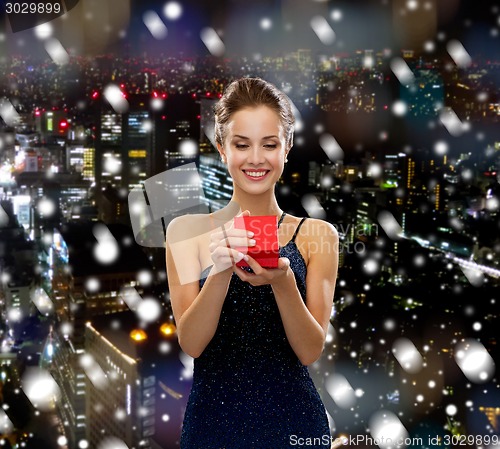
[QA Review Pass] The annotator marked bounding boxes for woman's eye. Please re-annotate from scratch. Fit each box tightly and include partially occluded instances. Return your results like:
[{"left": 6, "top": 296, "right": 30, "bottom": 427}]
[
  {"left": 264, "top": 144, "right": 277, "bottom": 149},
  {"left": 235, "top": 144, "right": 248, "bottom": 149}
]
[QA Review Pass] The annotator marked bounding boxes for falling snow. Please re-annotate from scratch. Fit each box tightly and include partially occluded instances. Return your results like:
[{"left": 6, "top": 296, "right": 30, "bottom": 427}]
[
  {"left": 390, "top": 57, "right": 415, "bottom": 85},
  {"left": 0, "top": 98, "right": 21, "bottom": 126},
  {"left": 93, "top": 223, "right": 120, "bottom": 264},
  {"left": 103, "top": 84, "right": 129, "bottom": 114},
  {"left": 0, "top": 1, "right": 497, "bottom": 447},
  {"left": 446, "top": 39, "right": 472, "bottom": 68},
  {"left": 21, "top": 368, "right": 61, "bottom": 411},
  {"left": 143, "top": 10, "right": 168, "bottom": 40},
  {"left": 200, "top": 27, "right": 225, "bottom": 57},
  {"left": 34, "top": 23, "right": 53, "bottom": 40},
  {"left": 44, "top": 38, "right": 70, "bottom": 65},
  {"left": 392, "top": 338, "right": 424, "bottom": 373},
  {"left": 310, "top": 16, "right": 336, "bottom": 45},
  {"left": 455, "top": 339, "right": 496, "bottom": 383},
  {"left": 163, "top": 1, "right": 183, "bottom": 21},
  {"left": 319, "top": 133, "right": 344, "bottom": 161}
]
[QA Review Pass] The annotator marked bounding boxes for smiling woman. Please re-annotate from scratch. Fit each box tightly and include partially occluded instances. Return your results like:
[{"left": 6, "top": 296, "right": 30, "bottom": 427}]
[
  {"left": 220, "top": 105, "right": 287, "bottom": 197},
  {"left": 166, "top": 77, "right": 339, "bottom": 448}
]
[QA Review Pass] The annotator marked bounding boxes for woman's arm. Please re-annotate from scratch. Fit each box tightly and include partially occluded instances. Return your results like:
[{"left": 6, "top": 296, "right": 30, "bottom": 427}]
[
  {"left": 166, "top": 213, "right": 251, "bottom": 358},
  {"left": 235, "top": 219, "right": 338, "bottom": 365},
  {"left": 273, "top": 220, "right": 338, "bottom": 365}
]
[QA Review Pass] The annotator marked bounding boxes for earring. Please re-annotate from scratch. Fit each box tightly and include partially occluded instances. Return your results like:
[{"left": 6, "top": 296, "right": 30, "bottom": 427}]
[{"left": 285, "top": 158, "right": 288, "bottom": 163}]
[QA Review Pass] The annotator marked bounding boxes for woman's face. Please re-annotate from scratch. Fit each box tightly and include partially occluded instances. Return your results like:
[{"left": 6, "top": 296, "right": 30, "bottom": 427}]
[{"left": 218, "top": 105, "right": 289, "bottom": 196}]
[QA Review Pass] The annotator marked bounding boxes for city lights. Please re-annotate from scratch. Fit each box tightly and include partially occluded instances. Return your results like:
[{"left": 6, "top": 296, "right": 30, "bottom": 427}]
[{"left": 0, "top": 1, "right": 498, "bottom": 447}]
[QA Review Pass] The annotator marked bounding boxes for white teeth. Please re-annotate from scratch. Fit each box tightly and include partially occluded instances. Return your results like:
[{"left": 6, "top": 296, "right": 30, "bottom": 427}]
[{"left": 245, "top": 171, "right": 267, "bottom": 178}]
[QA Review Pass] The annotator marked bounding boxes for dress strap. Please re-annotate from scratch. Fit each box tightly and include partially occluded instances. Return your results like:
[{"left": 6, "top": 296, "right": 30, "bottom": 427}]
[
  {"left": 291, "top": 217, "right": 307, "bottom": 243},
  {"left": 277, "top": 211, "right": 286, "bottom": 228}
]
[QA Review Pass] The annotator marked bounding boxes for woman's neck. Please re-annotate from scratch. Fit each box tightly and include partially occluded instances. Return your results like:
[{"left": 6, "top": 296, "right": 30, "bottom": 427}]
[{"left": 231, "top": 189, "right": 281, "bottom": 217}]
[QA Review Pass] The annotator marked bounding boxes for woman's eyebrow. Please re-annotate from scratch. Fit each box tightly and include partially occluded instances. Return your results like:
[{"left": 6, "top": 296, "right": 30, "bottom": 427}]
[{"left": 232, "top": 134, "right": 279, "bottom": 140}]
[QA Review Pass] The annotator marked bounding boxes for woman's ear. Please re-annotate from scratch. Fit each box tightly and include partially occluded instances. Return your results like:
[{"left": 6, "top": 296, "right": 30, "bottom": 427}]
[{"left": 217, "top": 143, "right": 226, "bottom": 163}]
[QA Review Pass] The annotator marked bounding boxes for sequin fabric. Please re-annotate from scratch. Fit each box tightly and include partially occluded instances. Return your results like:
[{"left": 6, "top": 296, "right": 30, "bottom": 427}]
[{"left": 180, "top": 224, "right": 331, "bottom": 448}]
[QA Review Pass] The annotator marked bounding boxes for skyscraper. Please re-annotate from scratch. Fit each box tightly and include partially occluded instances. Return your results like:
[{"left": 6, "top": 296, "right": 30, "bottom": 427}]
[
  {"left": 91, "top": 93, "right": 201, "bottom": 227},
  {"left": 198, "top": 98, "right": 233, "bottom": 211},
  {"left": 85, "top": 311, "right": 185, "bottom": 449},
  {"left": 48, "top": 222, "right": 152, "bottom": 448}
]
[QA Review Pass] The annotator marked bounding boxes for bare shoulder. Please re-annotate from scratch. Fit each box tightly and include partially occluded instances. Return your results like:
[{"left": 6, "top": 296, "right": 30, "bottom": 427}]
[
  {"left": 166, "top": 204, "right": 239, "bottom": 244},
  {"left": 166, "top": 213, "right": 211, "bottom": 245},
  {"left": 166, "top": 214, "right": 209, "bottom": 285},
  {"left": 300, "top": 218, "right": 338, "bottom": 259},
  {"left": 285, "top": 215, "right": 338, "bottom": 262},
  {"left": 302, "top": 218, "right": 338, "bottom": 241}
]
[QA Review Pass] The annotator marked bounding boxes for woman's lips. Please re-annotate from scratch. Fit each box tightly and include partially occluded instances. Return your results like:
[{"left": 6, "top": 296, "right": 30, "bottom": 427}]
[{"left": 242, "top": 170, "right": 270, "bottom": 181}]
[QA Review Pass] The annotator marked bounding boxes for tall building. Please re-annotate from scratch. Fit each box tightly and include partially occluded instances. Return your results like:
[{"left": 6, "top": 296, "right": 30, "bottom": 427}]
[
  {"left": 82, "top": 147, "right": 95, "bottom": 182},
  {"left": 433, "top": 181, "right": 441, "bottom": 211},
  {"left": 35, "top": 110, "right": 70, "bottom": 141},
  {"left": 62, "top": 138, "right": 95, "bottom": 182},
  {"left": 199, "top": 155, "right": 233, "bottom": 210},
  {"left": 383, "top": 153, "right": 406, "bottom": 189},
  {"left": 197, "top": 97, "right": 233, "bottom": 211},
  {"left": 478, "top": 406, "right": 500, "bottom": 432},
  {"left": 198, "top": 154, "right": 232, "bottom": 211},
  {"left": 85, "top": 311, "right": 186, "bottom": 449},
  {"left": 354, "top": 187, "right": 385, "bottom": 239},
  {"left": 48, "top": 222, "right": 152, "bottom": 448},
  {"left": 308, "top": 161, "right": 321, "bottom": 187},
  {"left": 158, "top": 95, "right": 200, "bottom": 172},
  {"left": 125, "top": 110, "right": 150, "bottom": 190},
  {"left": 406, "top": 156, "right": 416, "bottom": 190},
  {"left": 50, "top": 331, "right": 87, "bottom": 446},
  {"left": 344, "top": 164, "right": 361, "bottom": 183},
  {"left": 14, "top": 171, "right": 92, "bottom": 235},
  {"left": 0, "top": 200, "right": 38, "bottom": 339},
  {"left": 91, "top": 93, "right": 200, "bottom": 204},
  {"left": 97, "top": 109, "right": 147, "bottom": 191}
]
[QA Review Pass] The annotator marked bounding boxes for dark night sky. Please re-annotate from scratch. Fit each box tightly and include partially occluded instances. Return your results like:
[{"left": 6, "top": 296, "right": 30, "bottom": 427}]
[
  {"left": 1, "top": 0, "right": 498, "bottom": 59},
  {"left": 127, "top": 0, "right": 500, "bottom": 58}
]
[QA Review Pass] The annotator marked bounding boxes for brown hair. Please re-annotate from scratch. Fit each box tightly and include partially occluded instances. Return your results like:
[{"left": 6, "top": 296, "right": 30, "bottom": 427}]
[{"left": 214, "top": 77, "right": 295, "bottom": 149}]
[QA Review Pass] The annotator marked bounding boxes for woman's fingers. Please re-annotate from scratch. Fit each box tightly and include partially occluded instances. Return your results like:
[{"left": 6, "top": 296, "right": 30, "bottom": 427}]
[
  {"left": 234, "top": 256, "right": 291, "bottom": 286},
  {"left": 212, "top": 246, "right": 246, "bottom": 267},
  {"left": 209, "top": 210, "right": 252, "bottom": 270},
  {"left": 277, "top": 257, "right": 290, "bottom": 271},
  {"left": 210, "top": 228, "right": 254, "bottom": 248},
  {"left": 241, "top": 255, "right": 263, "bottom": 275},
  {"left": 209, "top": 238, "right": 254, "bottom": 256},
  {"left": 211, "top": 227, "right": 252, "bottom": 241}
]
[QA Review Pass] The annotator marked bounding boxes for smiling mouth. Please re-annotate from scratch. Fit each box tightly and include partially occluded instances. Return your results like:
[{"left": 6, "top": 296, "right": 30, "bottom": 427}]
[{"left": 243, "top": 170, "right": 270, "bottom": 180}]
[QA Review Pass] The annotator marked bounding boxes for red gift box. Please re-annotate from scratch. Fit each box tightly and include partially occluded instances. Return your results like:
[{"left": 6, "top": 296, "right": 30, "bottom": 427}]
[{"left": 233, "top": 215, "right": 279, "bottom": 268}]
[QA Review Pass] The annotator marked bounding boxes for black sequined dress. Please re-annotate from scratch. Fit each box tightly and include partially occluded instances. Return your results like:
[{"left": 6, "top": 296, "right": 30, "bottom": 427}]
[{"left": 180, "top": 215, "right": 331, "bottom": 448}]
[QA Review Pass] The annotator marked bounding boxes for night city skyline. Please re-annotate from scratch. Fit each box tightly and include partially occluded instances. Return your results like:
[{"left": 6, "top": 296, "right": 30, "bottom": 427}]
[{"left": 0, "top": 1, "right": 499, "bottom": 448}]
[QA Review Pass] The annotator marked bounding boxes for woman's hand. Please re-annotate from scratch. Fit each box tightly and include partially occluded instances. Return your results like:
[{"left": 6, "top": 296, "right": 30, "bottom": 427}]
[
  {"left": 208, "top": 210, "right": 255, "bottom": 273},
  {"left": 233, "top": 255, "right": 292, "bottom": 287}
]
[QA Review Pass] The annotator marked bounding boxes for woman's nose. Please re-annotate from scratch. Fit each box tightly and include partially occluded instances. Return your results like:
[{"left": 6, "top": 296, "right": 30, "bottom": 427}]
[{"left": 247, "top": 147, "right": 265, "bottom": 164}]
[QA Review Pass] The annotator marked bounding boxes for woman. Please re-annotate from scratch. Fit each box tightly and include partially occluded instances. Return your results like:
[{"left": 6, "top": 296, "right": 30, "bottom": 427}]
[{"left": 166, "top": 77, "right": 338, "bottom": 448}]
